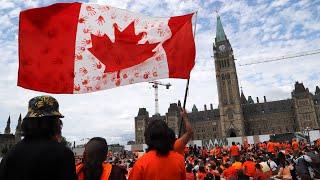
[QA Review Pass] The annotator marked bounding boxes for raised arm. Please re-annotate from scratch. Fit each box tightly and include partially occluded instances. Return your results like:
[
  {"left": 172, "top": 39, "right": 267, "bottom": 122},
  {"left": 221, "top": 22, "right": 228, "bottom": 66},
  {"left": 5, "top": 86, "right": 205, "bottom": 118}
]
[
  {"left": 174, "top": 109, "right": 194, "bottom": 154},
  {"left": 179, "top": 109, "right": 194, "bottom": 145}
]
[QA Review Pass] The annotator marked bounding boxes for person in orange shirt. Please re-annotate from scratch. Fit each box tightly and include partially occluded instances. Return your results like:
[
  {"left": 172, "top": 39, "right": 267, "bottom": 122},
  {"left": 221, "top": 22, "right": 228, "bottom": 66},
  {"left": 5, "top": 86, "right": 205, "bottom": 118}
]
[
  {"left": 197, "top": 166, "right": 207, "bottom": 180},
  {"left": 76, "top": 137, "right": 126, "bottom": 180},
  {"left": 292, "top": 139, "right": 299, "bottom": 149},
  {"left": 209, "top": 147, "right": 215, "bottom": 157},
  {"left": 173, "top": 109, "right": 193, "bottom": 155},
  {"left": 316, "top": 138, "right": 320, "bottom": 148},
  {"left": 232, "top": 159, "right": 242, "bottom": 170},
  {"left": 243, "top": 157, "right": 256, "bottom": 177},
  {"left": 292, "top": 139, "right": 299, "bottom": 156},
  {"left": 261, "top": 142, "right": 267, "bottom": 150},
  {"left": 215, "top": 144, "right": 222, "bottom": 157},
  {"left": 267, "top": 141, "right": 275, "bottom": 156},
  {"left": 285, "top": 142, "right": 292, "bottom": 155},
  {"left": 222, "top": 163, "right": 237, "bottom": 180},
  {"left": 129, "top": 120, "right": 186, "bottom": 180},
  {"left": 201, "top": 147, "right": 208, "bottom": 160},
  {"left": 229, "top": 142, "right": 240, "bottom": 163}
]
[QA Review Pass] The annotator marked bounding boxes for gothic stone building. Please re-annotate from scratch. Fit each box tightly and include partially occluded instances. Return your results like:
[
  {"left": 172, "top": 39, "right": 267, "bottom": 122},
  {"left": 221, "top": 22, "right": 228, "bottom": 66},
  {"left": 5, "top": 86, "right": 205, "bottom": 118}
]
[
  {"left": 134, "top": 16, "right": 320, "bottom": 144},
  {"left": 0, "top": 115, "right": 22, "bottom": 156}
]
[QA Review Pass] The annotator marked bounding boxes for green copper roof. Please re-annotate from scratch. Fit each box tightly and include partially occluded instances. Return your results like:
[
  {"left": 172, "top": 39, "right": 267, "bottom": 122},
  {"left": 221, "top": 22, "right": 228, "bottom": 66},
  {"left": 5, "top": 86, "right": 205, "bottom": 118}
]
[{"left": 216, "top": 16, "right": 227, "bottom": 42}]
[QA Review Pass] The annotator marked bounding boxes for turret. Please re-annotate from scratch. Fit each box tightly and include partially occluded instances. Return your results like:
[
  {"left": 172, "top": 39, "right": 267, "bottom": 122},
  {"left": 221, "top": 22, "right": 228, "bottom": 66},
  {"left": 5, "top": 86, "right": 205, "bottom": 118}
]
[
  {"left": 240, "top": 90, "right": 247, "bottom": 104},
  {"left": 4, "top": 116, "right": 11, "bottom": 134},
  {"left": 192, "top": 104, "right": 198, "bottom": 112},
  {"left": 316, "top": 86, "right": 320, "bottom": 95},
  {"left": 15, "top": 114, "right": 22, "bottom": 142},
  {"left": 248, "top": 96, "right": 254, "bottom": 104}
]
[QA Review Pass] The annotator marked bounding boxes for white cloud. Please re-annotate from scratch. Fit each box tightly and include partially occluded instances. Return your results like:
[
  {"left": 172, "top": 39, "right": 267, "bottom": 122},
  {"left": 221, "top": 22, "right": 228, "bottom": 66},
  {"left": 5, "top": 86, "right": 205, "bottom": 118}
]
[
  {"left": 0, "top": 1, "right": 15, "bottom": 10},
  {"left": 91, "top": 0, "right": 131, "bottom": 9},
  {"left": 270, "top": 0, "right": 290, "bottom": 8}
]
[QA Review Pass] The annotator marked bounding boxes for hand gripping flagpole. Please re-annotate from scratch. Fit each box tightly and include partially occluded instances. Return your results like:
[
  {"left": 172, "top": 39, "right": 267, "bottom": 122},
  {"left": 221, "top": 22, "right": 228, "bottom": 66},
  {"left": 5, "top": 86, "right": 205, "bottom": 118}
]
[{"left": 178, "top": 11, "right": 198, "bottom": 138}]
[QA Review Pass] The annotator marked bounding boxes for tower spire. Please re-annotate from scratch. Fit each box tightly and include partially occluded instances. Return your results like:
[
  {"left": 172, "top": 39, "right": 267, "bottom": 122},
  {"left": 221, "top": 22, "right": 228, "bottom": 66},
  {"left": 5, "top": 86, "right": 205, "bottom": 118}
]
[
  {"left": 16, "top": 114, "right": 22, "bottom": 132},
  {"left": 216, "top": 15, "right": 227, "bottom": 43},
  {"left": 5, "top": 115, "right": 11, "bottom": 134},
  {"left": 316, "top": 86, "right": 320, "bottom": 95},
  {"left": 240, "top": 88, "right": 247, "bottom": 104},
  {"left": 15, "top": 114, "right": 22, "bottom": 142}
]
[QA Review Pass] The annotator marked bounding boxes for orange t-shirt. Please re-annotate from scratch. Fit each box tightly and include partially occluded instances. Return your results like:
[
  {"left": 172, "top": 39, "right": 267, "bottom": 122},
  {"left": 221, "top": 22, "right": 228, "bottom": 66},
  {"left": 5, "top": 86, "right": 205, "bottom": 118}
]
[
  {"left": 232, "top": 162, "right": 242, "bottom": 170},
  {"left": 230, "top": 145, "right": 240, "bottom": 156},
  {"left": 76, "top": 162, "right": 112, "bottom": 180},
  {"left": 215, "top": 147, "right": 222, "bottom": 156},
  {"left": 129, "top": 150, "right": 186, "bottom": 180},
  {"left": 292, "top": 141, "right": 299, "bottom": 150},
  {"left": 210, "top": 148, "right": 215, "bottom": 156},
  {"left": 243, "top": 161, "right": 256, "bottom": 177},
  {"left": 201, "top": 149, "right": 208, "bottom": 158},
  {"left": 267, "top": 142, "right": 275, "bottom": 153},
  {"left": 186, "top": 172, "right": 195, "bottom": 180},
  {"left": 173, "top": 138, "right": 185, "bottom": 155},
  {"left": 223, "top": 166, "right": 237, "bottom": 180}
]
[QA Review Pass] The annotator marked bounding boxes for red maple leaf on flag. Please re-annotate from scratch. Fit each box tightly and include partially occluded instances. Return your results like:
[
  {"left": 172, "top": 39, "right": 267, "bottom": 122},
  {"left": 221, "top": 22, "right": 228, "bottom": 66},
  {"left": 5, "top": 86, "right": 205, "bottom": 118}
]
[{"left": 88, "top": 22, "right": 159, "bottom": 73}]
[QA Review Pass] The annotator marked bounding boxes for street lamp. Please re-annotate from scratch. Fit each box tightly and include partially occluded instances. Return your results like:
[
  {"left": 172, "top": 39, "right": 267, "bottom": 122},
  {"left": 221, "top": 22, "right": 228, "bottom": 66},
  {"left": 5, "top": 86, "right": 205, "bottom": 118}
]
[{"left": 304, "top": 127, "right": 312, "bottom": 145}]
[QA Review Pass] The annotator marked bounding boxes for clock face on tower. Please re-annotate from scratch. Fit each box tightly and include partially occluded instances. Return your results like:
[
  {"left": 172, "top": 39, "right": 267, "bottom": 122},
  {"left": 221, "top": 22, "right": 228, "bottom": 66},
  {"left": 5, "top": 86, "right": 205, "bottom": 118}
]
[{"left": 219, "top": 45, "right": 226, "bottom": 52}]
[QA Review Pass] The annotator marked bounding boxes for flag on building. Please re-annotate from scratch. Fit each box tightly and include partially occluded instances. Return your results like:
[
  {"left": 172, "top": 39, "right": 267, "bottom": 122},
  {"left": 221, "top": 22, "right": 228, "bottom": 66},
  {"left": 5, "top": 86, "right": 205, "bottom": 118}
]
[{"left": 18, "top": 3, "right": 196, "bottom": 94}]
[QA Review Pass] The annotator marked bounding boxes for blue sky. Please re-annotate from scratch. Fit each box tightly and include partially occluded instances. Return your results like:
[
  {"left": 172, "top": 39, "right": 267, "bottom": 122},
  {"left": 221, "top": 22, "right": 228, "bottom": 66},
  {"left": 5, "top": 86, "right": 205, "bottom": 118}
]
[{"left": 0, "top": 0, "right": 320, "bottom": 144}]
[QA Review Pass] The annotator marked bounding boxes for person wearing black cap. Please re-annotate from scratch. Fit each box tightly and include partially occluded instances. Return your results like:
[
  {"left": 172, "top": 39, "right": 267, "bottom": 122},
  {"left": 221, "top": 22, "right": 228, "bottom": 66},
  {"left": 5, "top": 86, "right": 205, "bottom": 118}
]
[{"left": 0, "top": 95, "right": 77, "bottom": 180}]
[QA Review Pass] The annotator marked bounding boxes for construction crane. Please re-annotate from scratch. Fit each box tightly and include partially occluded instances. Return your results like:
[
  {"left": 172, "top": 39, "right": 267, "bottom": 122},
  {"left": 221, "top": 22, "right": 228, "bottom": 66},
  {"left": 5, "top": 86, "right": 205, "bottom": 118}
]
[{"left": 149, "top": 81, "right": 171, "bottom": 115}]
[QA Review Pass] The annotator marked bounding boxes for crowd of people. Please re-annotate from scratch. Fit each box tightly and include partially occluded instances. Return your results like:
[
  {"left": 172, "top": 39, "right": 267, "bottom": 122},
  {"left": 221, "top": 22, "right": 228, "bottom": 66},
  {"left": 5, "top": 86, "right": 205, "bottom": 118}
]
[{"left": 0, "top": 95, "right": 320, "bottom": 180}]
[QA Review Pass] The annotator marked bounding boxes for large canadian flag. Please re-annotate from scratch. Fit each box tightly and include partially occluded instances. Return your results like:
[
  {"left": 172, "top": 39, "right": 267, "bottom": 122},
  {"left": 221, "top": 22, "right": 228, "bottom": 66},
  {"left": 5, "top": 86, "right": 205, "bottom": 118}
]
[{"left": 18, "top": 3, "right": 196, "bottom": 94}]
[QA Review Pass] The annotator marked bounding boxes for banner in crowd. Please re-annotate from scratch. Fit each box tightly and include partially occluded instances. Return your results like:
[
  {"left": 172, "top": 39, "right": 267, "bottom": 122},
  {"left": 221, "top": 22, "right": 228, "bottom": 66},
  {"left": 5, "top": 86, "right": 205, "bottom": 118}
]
[{"left": 18, "top": 3, "right": 196, "bottom": 94}]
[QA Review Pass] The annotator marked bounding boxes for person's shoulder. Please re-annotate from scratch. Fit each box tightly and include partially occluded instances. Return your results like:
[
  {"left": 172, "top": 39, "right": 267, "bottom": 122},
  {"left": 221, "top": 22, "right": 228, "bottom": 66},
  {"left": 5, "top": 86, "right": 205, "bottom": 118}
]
[
  {"left": 133, "top": 151, "right": 151, "bottom": 164},
  {"left": 169, "top": 151, "right": 184, "bottom": 161},
  {"left": 46, "top": 140, "right": 74, "bottom": 157},
  {"left": 170, "top": 150, "right": 183, "bottom": 156}
]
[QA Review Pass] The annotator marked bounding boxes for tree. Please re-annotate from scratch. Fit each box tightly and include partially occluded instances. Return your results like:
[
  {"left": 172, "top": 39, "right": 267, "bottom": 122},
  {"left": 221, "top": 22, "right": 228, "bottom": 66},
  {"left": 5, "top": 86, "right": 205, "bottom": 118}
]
[
  {"left": 60, "top": 136, "right": 72, "bottom": 148},
  {"left": 1, "top": 146, "right": 8, "bottom": 156}
]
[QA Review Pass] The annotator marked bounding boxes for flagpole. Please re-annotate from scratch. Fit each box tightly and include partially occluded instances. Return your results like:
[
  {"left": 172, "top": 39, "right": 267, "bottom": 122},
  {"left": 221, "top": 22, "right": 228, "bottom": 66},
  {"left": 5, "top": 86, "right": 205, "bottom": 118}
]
[{"left": 178, "top": 11, "right": 198, "bottom": 137}]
